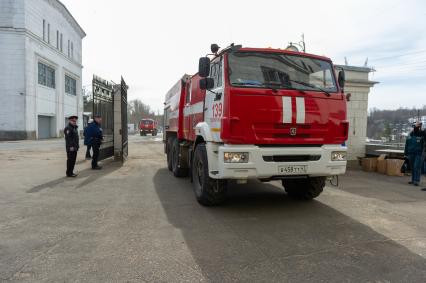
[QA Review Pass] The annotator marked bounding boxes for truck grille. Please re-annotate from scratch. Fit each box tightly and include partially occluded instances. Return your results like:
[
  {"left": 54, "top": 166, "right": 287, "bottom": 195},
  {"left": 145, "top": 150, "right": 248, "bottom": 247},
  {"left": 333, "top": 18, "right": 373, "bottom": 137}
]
[{"left": 262, "top": 155, "right": 321, "bottom": 162}]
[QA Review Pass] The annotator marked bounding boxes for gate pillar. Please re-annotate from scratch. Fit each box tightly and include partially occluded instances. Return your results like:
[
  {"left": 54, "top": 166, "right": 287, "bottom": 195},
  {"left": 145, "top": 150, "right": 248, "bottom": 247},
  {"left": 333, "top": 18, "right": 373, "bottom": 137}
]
[{"left": 113, "top": 77, "right": 128, "bottom": 162}]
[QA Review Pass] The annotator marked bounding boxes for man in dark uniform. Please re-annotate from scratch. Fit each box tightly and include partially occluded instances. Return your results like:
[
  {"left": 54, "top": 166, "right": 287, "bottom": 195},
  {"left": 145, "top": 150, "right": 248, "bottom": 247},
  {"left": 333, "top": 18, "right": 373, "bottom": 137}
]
[
  {"left": 64, "top": 115, "right": 79, "bottom": 177},
  {"left": 86, "top": 114, "right": 103, "bottom": 170},
  {"left": 405, "top": 121, "right": 424, "bottom": 186}
]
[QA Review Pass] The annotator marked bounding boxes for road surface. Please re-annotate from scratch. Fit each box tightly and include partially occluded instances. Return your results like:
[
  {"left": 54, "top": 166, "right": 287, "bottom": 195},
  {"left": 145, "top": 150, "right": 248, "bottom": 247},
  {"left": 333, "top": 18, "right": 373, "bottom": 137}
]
[{"left": 0, "top": 135, "right": 425, "bottom": 282}]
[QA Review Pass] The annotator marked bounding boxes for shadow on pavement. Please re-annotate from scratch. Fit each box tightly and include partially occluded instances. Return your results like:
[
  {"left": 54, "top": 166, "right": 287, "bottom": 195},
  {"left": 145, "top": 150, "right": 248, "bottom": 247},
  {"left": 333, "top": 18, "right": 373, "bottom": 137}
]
[
  {"left": 339, "top": 169, "right": 426, "bottom": 203},
  {"left": 27, "top": 159, "right": 121, "bottom": 193},
  {"left": 153, "top": 168, "right": 426, "bottom": 282}
]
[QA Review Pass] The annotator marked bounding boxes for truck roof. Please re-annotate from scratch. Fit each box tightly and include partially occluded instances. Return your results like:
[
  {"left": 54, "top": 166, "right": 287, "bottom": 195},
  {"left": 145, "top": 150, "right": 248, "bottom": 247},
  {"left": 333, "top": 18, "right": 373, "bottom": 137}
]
[{"left": 230, "top": 47, "right": 333, "bottom": 62}]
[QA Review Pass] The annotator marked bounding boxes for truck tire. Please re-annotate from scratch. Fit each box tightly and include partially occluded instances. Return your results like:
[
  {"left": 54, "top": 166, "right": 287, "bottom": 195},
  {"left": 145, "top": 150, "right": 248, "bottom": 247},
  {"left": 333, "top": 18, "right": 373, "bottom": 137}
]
[
  {"left": 172, "top": 139, "right": 188, "bottom": 177},
  {"left": 140, "top": 132, "right": 143, "bottom": 136},
  {"left": 282, "top": 177, "right": 325, "bottom": 200},
  {"left": 192, "top": 143, "right": 226, "bottom": 206},
  {"left": 166, "top": 137, "right": 174, "bottom": 171}
]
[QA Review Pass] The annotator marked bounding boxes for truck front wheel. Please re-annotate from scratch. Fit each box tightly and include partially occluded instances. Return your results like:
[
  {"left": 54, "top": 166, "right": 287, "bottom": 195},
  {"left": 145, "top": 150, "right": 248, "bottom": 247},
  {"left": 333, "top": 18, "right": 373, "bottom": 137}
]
[
  {"left": 282, "top": 177, "right": 325, "bottom": 200},
  {"left": 192, "top": 143, "right": 226, "bottom": 206}
]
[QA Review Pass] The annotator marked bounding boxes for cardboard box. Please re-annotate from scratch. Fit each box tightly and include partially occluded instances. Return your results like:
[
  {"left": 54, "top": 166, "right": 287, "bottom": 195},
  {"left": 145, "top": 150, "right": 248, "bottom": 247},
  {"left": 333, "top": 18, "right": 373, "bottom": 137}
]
[
  {"left": 362, "top": 157, "right": 377, "bottom": 172},
  {"left": 386, "top": 159, "right": 405, "bottom": 176},
  {"left": 377, "top": 154, "right": 387, "bottom": 160},
  {"left": 376, "top": 154, "right": 387, "bottom": 174}
]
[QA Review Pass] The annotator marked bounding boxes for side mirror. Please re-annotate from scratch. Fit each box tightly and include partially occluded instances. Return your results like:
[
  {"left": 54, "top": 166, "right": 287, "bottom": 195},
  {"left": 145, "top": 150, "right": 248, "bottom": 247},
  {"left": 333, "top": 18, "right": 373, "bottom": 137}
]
[
  {"left": 211, "top": 44, "right": 220, "bottom": 54},
  {"left": 200, "top": 78, "right": 214, "bottom": 90},
  {"left": 338, "top": 70, "right": 345, "bottom": 92},
  {"left": 198, "top": 57, "right": 210, "bottom": 78}
]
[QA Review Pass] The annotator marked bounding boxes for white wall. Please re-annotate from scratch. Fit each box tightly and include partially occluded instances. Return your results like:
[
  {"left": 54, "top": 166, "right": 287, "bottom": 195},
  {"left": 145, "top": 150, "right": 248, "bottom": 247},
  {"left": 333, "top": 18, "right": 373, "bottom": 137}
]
[
  {"left": 335, "top": 65, "right": 377, "bottom": 160},
  {"left": 0, "top": 0, "right": 25, "bottom": 28},
  {"left": 24, "top": 0, "right": 84, "bottom": 138},
  {"left": 0, "top": 31, "right": 26, "bottom": 132}
]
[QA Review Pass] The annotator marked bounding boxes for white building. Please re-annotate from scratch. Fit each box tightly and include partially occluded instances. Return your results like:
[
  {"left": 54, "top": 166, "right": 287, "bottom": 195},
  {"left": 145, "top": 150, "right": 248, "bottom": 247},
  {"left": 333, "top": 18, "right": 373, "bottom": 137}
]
[
  {"left": 0, "top": 0, "right": 86, "bottom": 140},
  {"left": 335, "top": 65, "right": 378, "bottom": 160}
]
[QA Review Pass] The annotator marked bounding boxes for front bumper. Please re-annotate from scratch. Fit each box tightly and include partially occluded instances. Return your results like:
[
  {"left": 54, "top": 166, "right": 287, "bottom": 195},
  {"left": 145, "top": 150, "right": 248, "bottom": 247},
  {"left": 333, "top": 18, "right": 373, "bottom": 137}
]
[
  {"left": 211, "top": 144, "right": 347, "bottom": 179},
  {"left": 140, "top": 129, "right": 154, "bottom": 133}
]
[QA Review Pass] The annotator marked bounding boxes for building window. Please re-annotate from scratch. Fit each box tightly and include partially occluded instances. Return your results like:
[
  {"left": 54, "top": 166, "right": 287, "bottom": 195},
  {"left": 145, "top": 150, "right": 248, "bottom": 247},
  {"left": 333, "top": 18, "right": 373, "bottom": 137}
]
[
  {"left": 56, "top": 30, "right": 59, "bottom": 49},
  {"left": 67, "top": 40, "right": 70, "bottom": 57},
  {"left": 38, "top": 62, "right": 55, "bottom": 88},
  {"left": 42, "top": 19, "right": 46, "bottom": 41},
  {"left": 60, "top": 33, "right": 63, "bottom": 52},
  {"left": 47, "top": 23, "right": 50, "bottom": 43},
  {"left": 65, "top": 75, "right": 77, "bottom": 96},
  {"left": 71, "top": 42, "right": 74, "bottom": 59}
]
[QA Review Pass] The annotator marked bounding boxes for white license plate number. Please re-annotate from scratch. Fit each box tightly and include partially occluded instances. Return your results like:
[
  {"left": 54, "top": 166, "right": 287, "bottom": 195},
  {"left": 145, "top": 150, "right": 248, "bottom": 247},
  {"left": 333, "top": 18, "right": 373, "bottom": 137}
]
[{"left": 278, "top": 165, "right": 307, "bottom": 175}]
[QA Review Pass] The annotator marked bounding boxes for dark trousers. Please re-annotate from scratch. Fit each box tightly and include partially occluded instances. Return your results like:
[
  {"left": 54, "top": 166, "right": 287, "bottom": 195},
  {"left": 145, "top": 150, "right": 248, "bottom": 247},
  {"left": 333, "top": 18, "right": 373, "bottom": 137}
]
[
  {"left": 92, "top": 144, "right": 100, "bottom": 168},
  {"left": 409, "top": 153, "right": 423, "bottom": 184},
  {"left": 66, "top": 150, "right": 77, "bottom": 176},
  {"left": 85, "top": 145, "right": 92, "bottom": 158}
]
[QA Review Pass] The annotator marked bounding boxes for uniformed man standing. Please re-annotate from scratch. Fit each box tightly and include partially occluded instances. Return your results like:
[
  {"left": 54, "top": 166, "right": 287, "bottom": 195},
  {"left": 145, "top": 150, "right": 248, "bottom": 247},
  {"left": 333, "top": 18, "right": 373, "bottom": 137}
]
[
  {"left": 86, "top": 114, "right": 103, "bottom": 170},
  {"left": 404, "top": 121, "right": 424, "bottom": 186},
  {"left": 64, "top": 115, "right": 79, "bottom": 177}
]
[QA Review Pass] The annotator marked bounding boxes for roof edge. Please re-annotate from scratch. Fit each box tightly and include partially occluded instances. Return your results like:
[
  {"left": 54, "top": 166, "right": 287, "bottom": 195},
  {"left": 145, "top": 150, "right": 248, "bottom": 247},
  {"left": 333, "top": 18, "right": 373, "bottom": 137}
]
[
  {"left": 49, "top": 0, "right": 86, "bottom": 38},
  {"left": 335, "top": 64, "right": 374, "bottom": 73}
]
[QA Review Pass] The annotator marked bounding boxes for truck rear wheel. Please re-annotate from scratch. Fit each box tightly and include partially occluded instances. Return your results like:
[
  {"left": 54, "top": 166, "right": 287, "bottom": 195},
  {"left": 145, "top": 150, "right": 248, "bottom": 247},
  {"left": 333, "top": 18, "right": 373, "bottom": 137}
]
[
  {"left": 192, "top": 143, "right": 226, "bottom": 206},
  {"left": 282, "top": 177, "right": 325, "bottom": 200},
  {"left": 172, "top": 139, "right": 188, "bottom": 177}
]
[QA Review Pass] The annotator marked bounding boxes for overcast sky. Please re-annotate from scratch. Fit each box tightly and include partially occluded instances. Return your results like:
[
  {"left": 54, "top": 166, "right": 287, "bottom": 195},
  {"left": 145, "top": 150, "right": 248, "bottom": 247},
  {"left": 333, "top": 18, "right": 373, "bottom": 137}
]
[{"left": 61, "top": 0, "right": 426, "bottom": 113}]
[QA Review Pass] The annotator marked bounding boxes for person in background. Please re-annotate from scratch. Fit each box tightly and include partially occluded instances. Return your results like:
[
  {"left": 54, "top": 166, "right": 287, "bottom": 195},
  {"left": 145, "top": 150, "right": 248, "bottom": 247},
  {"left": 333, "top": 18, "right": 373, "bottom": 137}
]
[
  {"left": 83, "top": 118, "right": 93, "bottom": 160},
  {"left": 404, "top": 121, "right": 424, "bottom": 186},
  {"left": 86, "top": 115, "right": 103, "bottom": 170},
  {"left": 64, "top": 115, "right": 79, "bottom": 177}
]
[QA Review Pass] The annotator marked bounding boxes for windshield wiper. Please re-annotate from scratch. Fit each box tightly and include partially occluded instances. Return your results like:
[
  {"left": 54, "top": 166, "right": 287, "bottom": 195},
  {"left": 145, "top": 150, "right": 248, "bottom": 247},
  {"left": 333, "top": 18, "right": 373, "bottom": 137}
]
[
  {"left": 232, "top": 81, "right": 263, "bottom": 87},
  {"left": 289, "top": 80, "right": 331, "bottom": 97},
  {"left": 261, "top": 82, "right": 298, "bottom": 92}
]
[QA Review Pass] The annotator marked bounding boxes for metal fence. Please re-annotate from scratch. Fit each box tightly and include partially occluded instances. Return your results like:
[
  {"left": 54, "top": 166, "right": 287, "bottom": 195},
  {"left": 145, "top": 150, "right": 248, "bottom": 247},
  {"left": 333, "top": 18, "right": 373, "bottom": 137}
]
[{"left": 93, "top": 75, "right": 114, "bottom": 161}]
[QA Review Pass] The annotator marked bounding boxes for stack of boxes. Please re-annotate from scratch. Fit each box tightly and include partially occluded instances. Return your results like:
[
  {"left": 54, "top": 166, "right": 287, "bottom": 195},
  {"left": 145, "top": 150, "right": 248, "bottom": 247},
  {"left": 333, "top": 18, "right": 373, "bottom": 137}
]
[{"left": 361, "top": 155, "right": 405, "bottom": 176}]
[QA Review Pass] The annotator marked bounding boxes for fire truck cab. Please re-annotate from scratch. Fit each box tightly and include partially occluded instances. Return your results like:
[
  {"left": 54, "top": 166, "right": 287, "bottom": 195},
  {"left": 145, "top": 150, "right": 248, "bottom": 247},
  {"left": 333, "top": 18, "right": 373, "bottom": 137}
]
[
  {"left": 140, "top": 118, "right": 158, "bottom": 136},
  {"left": 164, "top": 44, "right": 348, "bottom": 206}
]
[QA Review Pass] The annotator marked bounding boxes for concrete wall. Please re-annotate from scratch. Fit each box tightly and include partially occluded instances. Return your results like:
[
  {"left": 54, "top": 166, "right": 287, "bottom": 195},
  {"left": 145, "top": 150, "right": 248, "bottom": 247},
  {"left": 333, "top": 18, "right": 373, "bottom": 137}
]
[
  {"left": 335, "top": 65, "right": 378, "bottom": 160},
  {"left": 0, "top": 0, "right": 85, "bottom": 140},
  {"left": 0, "top": 31, "right": 27, "bottom": 139}
]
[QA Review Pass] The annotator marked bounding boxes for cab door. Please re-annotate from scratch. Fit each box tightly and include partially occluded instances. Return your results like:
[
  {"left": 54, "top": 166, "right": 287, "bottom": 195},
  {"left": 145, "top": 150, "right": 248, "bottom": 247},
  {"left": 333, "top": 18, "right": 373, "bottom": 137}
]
[{"left": 204, "top": 56, "right": 224, "bottom": 142}]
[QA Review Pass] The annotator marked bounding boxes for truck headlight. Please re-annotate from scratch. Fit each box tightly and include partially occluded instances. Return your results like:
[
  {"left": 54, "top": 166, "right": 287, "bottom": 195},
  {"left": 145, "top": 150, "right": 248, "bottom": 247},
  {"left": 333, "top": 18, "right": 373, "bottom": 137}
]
[
  {"left": 331, "top": 151, "right": 347, "bottom": 161},
  {"left": 224, "top": 152, "right": 249, "bottom": 163}
]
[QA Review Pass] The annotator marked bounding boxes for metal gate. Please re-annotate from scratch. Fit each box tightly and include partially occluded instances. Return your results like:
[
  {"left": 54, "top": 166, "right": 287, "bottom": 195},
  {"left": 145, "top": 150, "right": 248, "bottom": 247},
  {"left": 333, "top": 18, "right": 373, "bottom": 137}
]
[
  {"left": 93, "top": 75, "right": 114, "bottom": 161},
  {"left": 120, "top": 77, "right": 128, "bottom": 160}
]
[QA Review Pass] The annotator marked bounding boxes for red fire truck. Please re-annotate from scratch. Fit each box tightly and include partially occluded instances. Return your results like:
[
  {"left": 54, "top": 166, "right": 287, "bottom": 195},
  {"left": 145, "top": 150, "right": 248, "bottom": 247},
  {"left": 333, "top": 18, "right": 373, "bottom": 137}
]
[
  {"left": 139, "top": 118, "right": 158, "bottom": 136},
  {"left": 163, "top": 44, "right": 348, "bottom": 206}
]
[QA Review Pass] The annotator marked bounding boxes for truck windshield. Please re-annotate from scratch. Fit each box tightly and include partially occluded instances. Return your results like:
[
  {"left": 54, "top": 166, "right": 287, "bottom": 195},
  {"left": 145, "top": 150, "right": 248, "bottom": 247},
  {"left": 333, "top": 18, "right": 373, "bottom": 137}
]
[
  {"left": 228, "top": 52, "right": 338, "bottom": 93},
  {"left": 142, "top": 120, "right": 153, "bottom": 125}
]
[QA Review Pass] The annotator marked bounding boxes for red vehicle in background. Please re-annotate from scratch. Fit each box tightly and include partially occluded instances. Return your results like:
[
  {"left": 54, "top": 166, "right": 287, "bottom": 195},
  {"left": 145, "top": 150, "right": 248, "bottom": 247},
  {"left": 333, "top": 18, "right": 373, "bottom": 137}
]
[
  {"left": 139, "top": 119, "right": 158, "bottom": 136},
  {"left": 163, "top": 44, "right": 348, "bottom": 206}
]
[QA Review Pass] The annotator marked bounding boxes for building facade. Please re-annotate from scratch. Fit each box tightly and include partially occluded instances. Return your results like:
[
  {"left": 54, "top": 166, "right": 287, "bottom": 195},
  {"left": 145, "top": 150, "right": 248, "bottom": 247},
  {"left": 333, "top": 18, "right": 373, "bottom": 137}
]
[
  {"left": 335, "top": 65, "right": 378, "bottom": 160},
  {"left": 0, "top": 0, "right": 85, "bottom": 140}
]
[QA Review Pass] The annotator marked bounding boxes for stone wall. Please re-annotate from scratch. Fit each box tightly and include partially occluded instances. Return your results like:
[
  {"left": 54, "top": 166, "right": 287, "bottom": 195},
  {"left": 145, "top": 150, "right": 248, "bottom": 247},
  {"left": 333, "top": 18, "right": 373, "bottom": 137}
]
[{"left": 335, "top": 65, "right": 378, "bottom": 160}]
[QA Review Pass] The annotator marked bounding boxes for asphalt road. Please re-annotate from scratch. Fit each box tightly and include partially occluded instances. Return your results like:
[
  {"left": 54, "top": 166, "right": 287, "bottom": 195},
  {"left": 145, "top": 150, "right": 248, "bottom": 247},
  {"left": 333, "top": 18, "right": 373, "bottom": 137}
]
[{"left": 0, "top": 135, "right": 425, "bottom": 282}]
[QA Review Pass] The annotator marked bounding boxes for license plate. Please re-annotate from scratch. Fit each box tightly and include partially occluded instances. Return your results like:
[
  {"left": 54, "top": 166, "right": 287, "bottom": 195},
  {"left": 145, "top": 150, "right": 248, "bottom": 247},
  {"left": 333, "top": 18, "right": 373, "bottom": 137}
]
[{"left": 278, "top": 165, "right": 307, "bottom": 175}]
